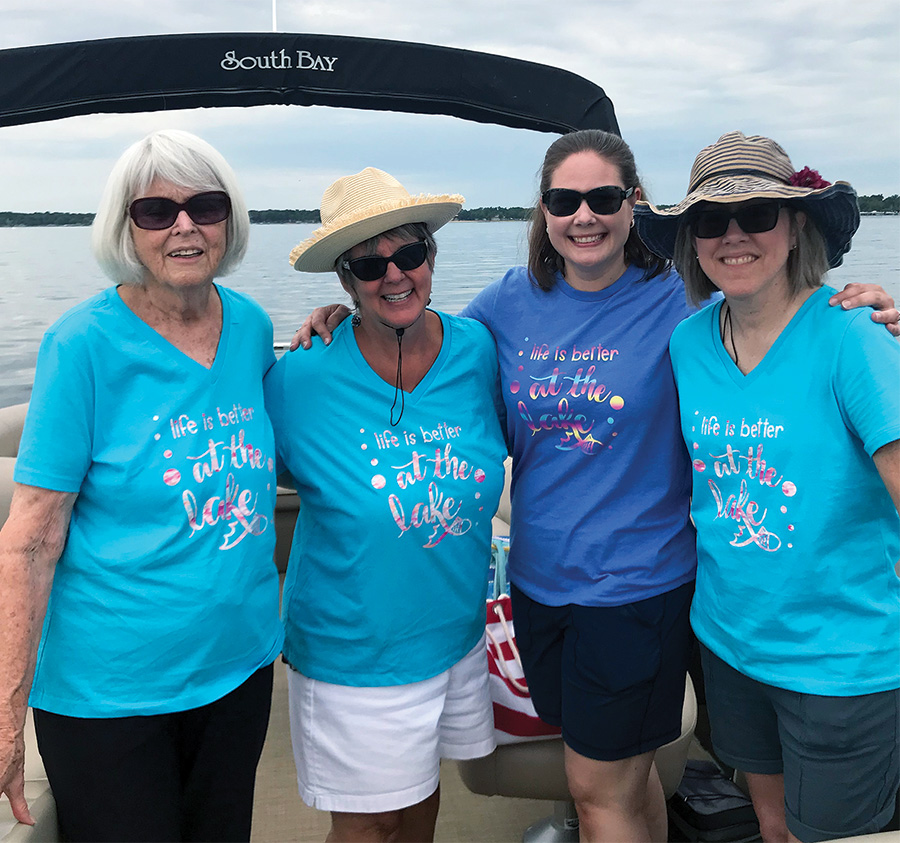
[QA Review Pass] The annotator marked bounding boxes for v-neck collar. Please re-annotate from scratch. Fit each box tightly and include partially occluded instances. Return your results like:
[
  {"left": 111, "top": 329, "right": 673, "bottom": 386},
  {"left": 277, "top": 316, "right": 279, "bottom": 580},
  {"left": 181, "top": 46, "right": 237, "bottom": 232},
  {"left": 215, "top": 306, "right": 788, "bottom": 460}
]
[
  {"left": 343, "top": 311, "right": 450, "bottom": 407},
  {"left": 113, "top": 284, "right": 229, "bottom": 380},
  {"left": 712, "top": 287, "right": 825, "bottom": 388}
]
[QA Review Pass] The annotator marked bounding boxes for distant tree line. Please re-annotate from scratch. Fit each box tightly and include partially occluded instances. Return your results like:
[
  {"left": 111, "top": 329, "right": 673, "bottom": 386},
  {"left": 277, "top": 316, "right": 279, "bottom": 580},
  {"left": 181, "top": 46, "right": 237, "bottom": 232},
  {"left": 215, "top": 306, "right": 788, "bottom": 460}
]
[
  {"left": 0, "top": 211, "right": 94, "bottom": 227},
  {"left": 858, "top": 194, "right": 900, "bottom": 213},
  {"left": 249, "top": 209, "right": 320, "bottom": 223},
  {"left": 1, "top": 197, "right": 897, "bottom": 227},
  {"left": 456, "top": 206, "right": 532, "bottom": 221}
]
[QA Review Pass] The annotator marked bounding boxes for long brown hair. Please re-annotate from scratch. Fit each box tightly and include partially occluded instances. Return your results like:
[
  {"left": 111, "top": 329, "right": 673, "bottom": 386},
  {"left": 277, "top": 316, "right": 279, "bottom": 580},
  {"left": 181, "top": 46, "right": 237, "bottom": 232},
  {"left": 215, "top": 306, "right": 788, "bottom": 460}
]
[{"left": 527, "top": 130, "right": 670, "bottom": 290}]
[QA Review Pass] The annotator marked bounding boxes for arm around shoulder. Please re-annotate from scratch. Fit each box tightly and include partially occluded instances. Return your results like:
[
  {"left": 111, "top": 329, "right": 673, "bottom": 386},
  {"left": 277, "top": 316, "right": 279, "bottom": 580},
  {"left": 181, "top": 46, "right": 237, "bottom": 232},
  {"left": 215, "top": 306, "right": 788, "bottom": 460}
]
[
  {"left": 0, "top": 483, "right": 76, "bottom": 824},
  {"left": 829, "top": 283, "right": 900, "bottom": 337},
  {"left": 290, "top": 303, "right": 351, "bottom": 351}
]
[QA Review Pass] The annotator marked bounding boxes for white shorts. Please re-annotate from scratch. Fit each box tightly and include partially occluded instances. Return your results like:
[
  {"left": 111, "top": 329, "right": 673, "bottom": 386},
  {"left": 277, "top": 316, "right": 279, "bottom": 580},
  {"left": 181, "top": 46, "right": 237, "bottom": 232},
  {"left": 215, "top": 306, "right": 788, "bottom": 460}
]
[{"left": 286, "top": 635, "right": 495, "bottom": 813}]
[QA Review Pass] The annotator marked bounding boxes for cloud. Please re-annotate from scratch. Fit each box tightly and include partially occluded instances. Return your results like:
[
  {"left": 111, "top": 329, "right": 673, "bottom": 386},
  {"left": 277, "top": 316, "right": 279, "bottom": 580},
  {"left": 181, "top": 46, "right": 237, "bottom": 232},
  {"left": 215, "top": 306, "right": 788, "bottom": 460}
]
[{"left": 0, "top": 0, "right": 897, "bottom": 211}]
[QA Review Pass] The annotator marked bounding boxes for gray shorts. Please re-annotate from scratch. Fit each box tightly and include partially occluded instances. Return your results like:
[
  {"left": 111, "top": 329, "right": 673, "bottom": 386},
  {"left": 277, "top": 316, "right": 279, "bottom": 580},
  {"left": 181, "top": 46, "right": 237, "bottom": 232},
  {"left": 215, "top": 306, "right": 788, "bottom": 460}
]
[{"left": 700, "top": 644, "right": 899, "bottom": 842}]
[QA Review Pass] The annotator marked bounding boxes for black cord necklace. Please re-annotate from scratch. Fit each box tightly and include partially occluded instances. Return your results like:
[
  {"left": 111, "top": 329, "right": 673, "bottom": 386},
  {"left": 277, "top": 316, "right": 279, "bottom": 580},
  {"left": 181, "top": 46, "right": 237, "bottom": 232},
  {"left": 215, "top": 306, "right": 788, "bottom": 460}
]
[
  {"left": 720, "top": 302, "right": 739, "bottom": 368},
  {"left": 390, "top": 327, "right": 405, "bottom": 426}
]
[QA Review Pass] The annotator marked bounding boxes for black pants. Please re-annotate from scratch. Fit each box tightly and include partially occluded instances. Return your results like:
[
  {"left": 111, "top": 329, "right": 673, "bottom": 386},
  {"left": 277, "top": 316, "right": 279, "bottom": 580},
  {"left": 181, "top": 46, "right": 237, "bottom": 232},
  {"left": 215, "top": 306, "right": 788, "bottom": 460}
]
[{"left": 33, "top": 663, "right": 273, "bottom": 843}]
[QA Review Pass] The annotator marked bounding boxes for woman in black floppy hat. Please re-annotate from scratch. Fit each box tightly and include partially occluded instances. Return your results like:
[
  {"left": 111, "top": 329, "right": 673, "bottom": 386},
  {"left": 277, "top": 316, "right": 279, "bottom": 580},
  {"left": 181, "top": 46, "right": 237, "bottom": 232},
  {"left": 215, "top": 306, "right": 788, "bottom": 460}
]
[{"left": 636, "top": 131, "right": 900, "bottom": 843}]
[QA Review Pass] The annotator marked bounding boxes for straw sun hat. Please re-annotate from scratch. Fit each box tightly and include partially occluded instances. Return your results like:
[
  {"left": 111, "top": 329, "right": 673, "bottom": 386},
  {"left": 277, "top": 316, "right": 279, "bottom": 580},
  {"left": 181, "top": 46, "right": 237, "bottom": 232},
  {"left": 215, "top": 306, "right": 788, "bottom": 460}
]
[
  {"left": 289, "top": 167, "right": 464, "bottom": 273},
  {"left": 634, "top": 131, "right": 860, "bottom": 268}
]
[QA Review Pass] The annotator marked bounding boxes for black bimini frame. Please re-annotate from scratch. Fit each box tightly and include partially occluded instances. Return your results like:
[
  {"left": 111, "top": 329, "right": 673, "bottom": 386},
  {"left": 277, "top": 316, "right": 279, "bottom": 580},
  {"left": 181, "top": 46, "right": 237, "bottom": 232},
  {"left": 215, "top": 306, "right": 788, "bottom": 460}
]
[{"left": 0, "top": 32, "right": 618, "bottom": 134}]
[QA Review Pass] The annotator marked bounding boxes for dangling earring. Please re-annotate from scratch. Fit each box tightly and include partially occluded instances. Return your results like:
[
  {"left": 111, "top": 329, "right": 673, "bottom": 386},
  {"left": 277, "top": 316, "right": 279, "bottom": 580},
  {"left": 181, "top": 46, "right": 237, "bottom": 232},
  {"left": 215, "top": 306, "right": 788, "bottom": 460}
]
[
  {"left": 351, "top": 300, "right": 361, "bottom": 327},
  {"left": 630, "top": 217, "right": 635, "bottom": 229}
]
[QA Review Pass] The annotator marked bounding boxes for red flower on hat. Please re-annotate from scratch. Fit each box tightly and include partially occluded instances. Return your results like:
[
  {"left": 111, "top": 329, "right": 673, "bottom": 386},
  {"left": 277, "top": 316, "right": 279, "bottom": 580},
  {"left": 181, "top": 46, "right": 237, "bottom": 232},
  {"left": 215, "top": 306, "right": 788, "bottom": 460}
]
[{"left": 790, "top": 167, "right": 831, "bottom": 189}]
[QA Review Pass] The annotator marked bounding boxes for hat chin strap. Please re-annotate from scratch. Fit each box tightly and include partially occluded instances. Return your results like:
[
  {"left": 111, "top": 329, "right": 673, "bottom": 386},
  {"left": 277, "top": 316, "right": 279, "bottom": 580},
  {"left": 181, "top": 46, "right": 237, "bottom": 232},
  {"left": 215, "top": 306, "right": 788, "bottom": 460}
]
[{"left": 390, "top": 328, "right": 405, "bottom": 427}]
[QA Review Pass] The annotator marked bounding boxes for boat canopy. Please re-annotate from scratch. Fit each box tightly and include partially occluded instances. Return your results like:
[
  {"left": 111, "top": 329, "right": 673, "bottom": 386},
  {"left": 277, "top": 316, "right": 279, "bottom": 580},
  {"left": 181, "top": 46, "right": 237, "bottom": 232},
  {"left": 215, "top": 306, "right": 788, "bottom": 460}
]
[{"left": 0, "top": 33, "right": 619, "bottom": 134}]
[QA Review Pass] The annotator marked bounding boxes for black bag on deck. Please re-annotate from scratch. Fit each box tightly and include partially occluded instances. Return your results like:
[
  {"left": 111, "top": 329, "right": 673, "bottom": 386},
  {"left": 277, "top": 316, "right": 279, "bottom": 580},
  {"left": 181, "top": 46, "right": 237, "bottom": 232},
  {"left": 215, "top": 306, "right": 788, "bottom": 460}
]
[{"left": 667, "top": 760, "right": 760, "bottom": 842}]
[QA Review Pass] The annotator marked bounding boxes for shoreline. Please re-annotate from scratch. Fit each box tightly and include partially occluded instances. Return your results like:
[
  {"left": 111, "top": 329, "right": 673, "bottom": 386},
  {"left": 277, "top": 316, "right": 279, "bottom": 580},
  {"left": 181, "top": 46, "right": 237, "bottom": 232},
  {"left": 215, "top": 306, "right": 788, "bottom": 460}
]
[{"left": 2, "top": 209, "right": 897, "bottom": 228}]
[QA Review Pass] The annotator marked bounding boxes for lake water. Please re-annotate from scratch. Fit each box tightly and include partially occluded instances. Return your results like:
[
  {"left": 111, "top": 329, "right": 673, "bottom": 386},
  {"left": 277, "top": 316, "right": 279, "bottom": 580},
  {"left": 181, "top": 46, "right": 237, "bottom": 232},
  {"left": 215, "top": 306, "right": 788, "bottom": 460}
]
[{"left": 0, "top": 217, "right": 897, "bottom": 408}]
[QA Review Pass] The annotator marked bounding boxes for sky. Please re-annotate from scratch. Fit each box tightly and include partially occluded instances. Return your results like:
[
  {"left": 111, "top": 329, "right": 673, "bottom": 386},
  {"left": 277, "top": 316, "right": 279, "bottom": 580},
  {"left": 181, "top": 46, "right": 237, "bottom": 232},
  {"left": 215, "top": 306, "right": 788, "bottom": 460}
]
[{"left": 1, "top": 0, "right": 898, "bottom": 213}]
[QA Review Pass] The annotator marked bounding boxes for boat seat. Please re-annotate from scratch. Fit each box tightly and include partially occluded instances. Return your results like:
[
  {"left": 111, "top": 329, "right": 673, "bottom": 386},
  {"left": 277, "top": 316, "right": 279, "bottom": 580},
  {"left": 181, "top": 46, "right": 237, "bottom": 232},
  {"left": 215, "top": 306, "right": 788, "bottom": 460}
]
[
  {"left": 0, "top": 404, "right": 58, "bottom": 841},
  {"left": 0, "top": 402, "right": 27, "bottom": 527}
]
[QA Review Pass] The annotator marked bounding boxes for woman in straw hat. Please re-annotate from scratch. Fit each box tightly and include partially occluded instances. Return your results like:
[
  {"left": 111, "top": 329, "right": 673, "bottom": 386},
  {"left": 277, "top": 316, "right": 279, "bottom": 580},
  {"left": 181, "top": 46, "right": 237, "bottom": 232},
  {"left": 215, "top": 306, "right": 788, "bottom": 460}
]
[
  {"left": 264, "top": 167, "right": 506, "bottom": 842},
  {"left": 293, "top": 131, "right": 897, "bottom": 842},
  {"left": 635, "top": 131, "right": 900, "bottom": 842}
]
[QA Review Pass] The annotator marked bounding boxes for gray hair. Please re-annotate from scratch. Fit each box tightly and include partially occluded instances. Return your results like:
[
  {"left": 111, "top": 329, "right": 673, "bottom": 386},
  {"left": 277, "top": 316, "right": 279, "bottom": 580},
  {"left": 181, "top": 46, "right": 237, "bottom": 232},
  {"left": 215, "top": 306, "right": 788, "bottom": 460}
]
[
  {"left": 91, "top": 129, "right": 250, "bottom": 285},
  {"left": 674, "top": 205, "right": 830, "bottom": 306},
  {"left": 335, "top": 223, "right": 437, "bottom": 298}
]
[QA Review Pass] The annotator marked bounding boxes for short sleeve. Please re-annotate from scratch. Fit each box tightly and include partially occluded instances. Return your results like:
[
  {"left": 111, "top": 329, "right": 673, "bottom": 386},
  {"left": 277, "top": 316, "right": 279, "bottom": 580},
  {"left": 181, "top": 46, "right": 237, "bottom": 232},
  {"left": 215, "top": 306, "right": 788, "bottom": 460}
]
[
  {"left": 15, "top": 329, "right": 95, "bottom": 492},
  {"left": 263, "top": 355, "right": 289, "bottom": 476},
  {"left": 470, "top": 320, "right": 508, "bottom": 450},
  {"left": 668, "top": 309, "right": 703, "bottom": 388},
  {"left": 833, "top": 313, "right": 900, "bottom": 456},
  {"left": 249, "top": 296, "right": 277, "bottom": 377},
  {"left": 460, "top": 276, "right": 503, "bottom": 326},
  {"left": 668, "top": 320, "right": 687, "bottom": 385}
]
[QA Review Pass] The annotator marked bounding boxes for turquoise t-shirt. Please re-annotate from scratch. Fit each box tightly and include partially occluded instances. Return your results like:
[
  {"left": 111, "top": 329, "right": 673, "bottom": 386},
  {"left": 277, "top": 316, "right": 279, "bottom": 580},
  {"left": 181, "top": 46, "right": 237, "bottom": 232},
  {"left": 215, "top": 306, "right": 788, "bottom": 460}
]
[
  {"left": 264, "top": 313, "right": 506, "bottom": 686},
  {"left": 670, "top": 286, "right": 900, "bottom": 695},
  {"left": 16, "top": 286, "right": 283, "bottom": 717}
]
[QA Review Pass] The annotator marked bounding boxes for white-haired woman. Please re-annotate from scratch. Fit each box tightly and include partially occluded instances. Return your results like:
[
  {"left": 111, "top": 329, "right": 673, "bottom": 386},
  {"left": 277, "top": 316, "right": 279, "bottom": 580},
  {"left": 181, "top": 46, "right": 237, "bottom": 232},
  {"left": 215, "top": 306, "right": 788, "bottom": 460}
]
[
  {"left": 636, "top": 131, "right": 900, "bottom": 842},
  {"left": 0, "top": 129, "right": 282, "bottom": 843}
]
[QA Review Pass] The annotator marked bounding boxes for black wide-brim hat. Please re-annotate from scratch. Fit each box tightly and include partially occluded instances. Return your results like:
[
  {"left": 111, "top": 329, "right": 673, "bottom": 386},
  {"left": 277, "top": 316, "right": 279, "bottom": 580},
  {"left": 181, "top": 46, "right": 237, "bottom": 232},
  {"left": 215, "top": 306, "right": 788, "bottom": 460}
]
[{"left": 634, "top": 131, "right": 860, "bottom": 268}]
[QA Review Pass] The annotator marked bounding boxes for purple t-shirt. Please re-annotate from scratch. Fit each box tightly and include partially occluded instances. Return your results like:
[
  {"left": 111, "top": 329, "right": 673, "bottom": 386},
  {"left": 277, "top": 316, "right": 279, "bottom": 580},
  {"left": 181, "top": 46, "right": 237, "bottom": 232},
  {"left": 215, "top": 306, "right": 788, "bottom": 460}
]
[{"left": 463, "top": 265, "right": 697, "bottom": 606}]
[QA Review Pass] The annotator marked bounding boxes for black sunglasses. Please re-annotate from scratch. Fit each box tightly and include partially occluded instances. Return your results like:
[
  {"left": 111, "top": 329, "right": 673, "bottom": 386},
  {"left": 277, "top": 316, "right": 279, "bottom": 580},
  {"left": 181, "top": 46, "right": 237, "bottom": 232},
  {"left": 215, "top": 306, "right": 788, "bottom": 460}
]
[
  {"left": 689, "top": 201, "right": 782, "bottom": 239},
  {"left": 129, "top": 191, "right": 232, "bottom": 230},
  {"left": 341, "top": 241, "right": 429, "bottom": 282},
  {"left": 541, "top": 186, "right": 635, "bottom": 217}
]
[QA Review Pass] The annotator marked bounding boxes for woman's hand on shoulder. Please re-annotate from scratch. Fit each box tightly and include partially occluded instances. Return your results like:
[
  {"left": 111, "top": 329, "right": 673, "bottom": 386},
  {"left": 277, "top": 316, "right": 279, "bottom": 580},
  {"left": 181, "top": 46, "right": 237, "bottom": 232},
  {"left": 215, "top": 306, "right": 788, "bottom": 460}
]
[
  {"left": 289, "top": 304, "right": 351, "bottom": 350},
  {"left": 829, "top": 283, "right": 900, "bottom": 337}
]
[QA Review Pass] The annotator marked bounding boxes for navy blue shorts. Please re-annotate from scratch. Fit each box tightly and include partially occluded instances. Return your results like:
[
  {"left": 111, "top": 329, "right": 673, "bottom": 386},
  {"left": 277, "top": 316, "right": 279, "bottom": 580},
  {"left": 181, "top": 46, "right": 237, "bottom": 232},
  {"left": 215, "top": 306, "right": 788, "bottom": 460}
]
[
  {"left": 510, "top": 580, "right": 693, "bottom": 761},
  {"left": 701, "top": 645, "right": 900, "bottom": 842}
]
